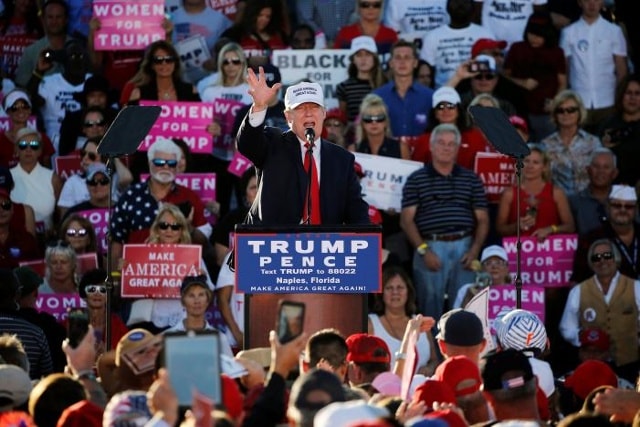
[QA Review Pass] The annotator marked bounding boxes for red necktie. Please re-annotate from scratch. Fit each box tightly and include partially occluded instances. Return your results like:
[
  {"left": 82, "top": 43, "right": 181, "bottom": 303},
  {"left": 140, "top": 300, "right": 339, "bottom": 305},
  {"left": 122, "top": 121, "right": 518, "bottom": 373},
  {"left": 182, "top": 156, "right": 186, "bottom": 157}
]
[{"left": 303, "top": 143, "right": 321, "bottom": 224}]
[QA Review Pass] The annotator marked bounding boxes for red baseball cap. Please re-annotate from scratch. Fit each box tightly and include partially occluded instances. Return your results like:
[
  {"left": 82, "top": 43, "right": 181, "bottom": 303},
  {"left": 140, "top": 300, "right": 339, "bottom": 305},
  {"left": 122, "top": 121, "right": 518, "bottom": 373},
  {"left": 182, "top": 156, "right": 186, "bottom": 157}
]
[
  {"left": 471, "top": 38, "right": 507, "bottom": 58},
  {"left": 412, "top": 380, "right": 457, "bottom": 407},
  {"left": 345, "top": 333, "right": 391, "bottom": 364},
  {"left": 564, "top": 360, "right": 618, "bottom": 400},
  {"left": 432, "top": 355, "right": 482, "bottom": 397},
  {"left": 579, "top": 328, "right": 610, "bottom": 351},
  {"left": 221, "top": 374, "right": 244, "bottom": 420},
  {"left": 509, "top": 115, "right": 529, "bottom": 134},
  {"left": 425, "top": 408, "right": 468, "bottom": 427},
  {"left": 325, "top": 108, "right": 347, "bottom": 125}
]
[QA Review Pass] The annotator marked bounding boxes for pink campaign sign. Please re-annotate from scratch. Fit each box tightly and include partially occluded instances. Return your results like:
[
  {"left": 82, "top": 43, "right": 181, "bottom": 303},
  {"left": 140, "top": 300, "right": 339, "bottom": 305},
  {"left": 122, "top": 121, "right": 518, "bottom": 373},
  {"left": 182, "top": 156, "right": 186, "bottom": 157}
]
[
  {"left": 78, "top": 209, "right": 110, "bottom": 254},
  {"left": 503, "top": 234, "right": 578, "bottom": 287},
  {"left": 139, "top": 101, "right": 214, "bottom": 153},
  {"left": 227, "top": 151, "right": 253, "bottom": 177},
  {"left": 35, "top": 295, "right": 86, "bottom": 321},
  {"left": 211, "top": 98, "right": 245, "bottom": 151},
  {"left": 487, "top": 285, "right": 546, "bottom": 325},
  {"left": 92, "top": 0, "right": 165, "bottom": 51},
  {"left": 0, "top": 116, "right": 38, "bottom": 132}
]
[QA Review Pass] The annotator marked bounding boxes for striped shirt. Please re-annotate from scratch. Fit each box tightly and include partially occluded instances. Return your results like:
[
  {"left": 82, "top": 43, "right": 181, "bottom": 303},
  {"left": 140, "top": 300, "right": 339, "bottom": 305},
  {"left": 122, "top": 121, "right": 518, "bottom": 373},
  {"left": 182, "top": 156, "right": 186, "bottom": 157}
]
[
  {"left": 336, "top": 77, "right": 373, "bottom": 122},
  {"left": 0, "top": 315, "right": 54, "bottom": 379},
  {"left": 402, "top": 164, "right": 488, "bottom": 235}
]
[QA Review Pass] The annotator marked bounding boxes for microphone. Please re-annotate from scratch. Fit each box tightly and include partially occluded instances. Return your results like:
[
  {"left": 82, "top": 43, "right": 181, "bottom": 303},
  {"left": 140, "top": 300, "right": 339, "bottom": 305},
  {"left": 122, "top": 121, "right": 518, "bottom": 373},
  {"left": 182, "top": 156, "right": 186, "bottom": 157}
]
[{"left": 304, "top": 128, "right": 315, "bottom": 146}]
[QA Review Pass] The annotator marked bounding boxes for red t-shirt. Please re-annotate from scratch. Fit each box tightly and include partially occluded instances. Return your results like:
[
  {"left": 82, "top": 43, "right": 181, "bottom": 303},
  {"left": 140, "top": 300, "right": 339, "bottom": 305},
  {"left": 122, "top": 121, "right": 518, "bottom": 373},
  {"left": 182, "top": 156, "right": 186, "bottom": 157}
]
[
  {"left": 334, "top": 23, "right": 398, "bottom": 55},
  {"left": 508, "top": 182, "right": 560, "bottom": 235},
  {"left": 411, "top": 127, "right": 492, "bottom": 170}
]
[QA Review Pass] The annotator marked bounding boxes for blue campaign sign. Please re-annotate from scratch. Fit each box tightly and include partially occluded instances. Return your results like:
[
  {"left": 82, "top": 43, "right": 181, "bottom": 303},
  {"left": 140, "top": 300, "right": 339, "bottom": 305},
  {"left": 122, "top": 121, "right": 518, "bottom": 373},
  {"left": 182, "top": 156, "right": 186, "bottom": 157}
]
[{"left": 235, "top": 232, "right": 382, "bottom": 294}]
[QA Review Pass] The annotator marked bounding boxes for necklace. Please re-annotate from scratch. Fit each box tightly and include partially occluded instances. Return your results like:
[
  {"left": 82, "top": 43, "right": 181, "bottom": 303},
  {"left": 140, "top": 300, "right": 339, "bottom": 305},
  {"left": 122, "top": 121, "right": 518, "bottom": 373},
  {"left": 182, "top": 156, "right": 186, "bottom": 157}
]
[
  {"left": 382, "top": 314, "right": 406, "bottom": 340},
  {"left": 159, "top": 87, "right": 175, "bottom": 100}
]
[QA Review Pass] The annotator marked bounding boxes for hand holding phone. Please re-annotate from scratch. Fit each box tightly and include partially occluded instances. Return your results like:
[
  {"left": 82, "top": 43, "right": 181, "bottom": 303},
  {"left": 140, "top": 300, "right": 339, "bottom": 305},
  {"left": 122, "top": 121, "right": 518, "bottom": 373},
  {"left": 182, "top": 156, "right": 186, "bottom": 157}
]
[
  {"left": 276, "top": 301, "right": 305, "bottom": 344},
  {"left": 67, "top": 308, "right": 89, "bottom": 349},
  {"left": 468, "top": 60, "right": 490, "bottom": 73}
]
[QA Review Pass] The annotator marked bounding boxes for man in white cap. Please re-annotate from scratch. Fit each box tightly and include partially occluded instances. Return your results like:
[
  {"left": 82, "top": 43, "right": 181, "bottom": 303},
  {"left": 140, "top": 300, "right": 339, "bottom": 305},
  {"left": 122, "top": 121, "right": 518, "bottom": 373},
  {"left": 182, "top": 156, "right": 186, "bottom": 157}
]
[
  {"left": 236, "top": 67, "right": 369, "bottom": 225},
  {"left": 561, "top": 237, "right": 640, "bottom": 382},
  {"left": 572, "top": 184, "right": 640, "bottom": 283}
]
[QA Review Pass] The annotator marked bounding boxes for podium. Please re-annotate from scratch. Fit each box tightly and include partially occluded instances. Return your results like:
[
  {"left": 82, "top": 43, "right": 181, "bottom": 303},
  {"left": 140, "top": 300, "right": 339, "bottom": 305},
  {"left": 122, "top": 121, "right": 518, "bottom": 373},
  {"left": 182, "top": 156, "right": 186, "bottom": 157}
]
[{"left": 234, "top": 225, "right": 382, "bottom": 348}]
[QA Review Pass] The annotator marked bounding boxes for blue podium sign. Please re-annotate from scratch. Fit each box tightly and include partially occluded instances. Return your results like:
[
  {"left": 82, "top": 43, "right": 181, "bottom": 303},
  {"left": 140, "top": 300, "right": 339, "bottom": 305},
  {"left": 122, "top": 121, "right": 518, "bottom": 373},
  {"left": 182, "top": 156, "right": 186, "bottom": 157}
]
[{"left": 234, "top": 231, "right": 382, "bottom": 294}]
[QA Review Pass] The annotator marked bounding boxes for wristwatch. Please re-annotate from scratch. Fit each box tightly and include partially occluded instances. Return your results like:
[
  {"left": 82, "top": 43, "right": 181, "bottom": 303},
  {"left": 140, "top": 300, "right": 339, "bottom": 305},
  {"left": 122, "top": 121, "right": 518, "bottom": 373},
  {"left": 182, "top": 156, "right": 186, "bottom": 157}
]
[
  {"left": 395, "top": 351, "right": 407, "bottom": 360},
  {"left": 417, "top": 242, "right": 429, "bottom": 255}
]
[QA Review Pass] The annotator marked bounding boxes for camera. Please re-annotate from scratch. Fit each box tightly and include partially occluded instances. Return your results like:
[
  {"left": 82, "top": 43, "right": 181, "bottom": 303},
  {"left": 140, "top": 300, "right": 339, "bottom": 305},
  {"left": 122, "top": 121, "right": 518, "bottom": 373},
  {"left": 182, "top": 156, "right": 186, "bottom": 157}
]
[
  {"left": 468, "top": 60, "right": 490, "bottom": 73},
  {"left": 42, "top": 48, "right": 63, "bottom": 63}
]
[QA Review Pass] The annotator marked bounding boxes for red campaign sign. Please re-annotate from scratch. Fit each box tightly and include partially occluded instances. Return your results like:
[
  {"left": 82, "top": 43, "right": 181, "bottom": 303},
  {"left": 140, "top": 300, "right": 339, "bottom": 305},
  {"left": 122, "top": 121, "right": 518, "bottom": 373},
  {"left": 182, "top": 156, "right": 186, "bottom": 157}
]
[
  {"left": 35, "top": 294, "right": 86, "bottom": 320},
  {"left": 0, "top": 35, "right": 37, "bottom": 79},
  {"left": 55, "top": 154, "right": 83, "bottom": 181},
  {"left": 474, "top": 152, "right": 515, "bottom": 203},
  {"left": 139, "top": 101, "right": 214, "bottom": 153},
  {"left": 78, "top": 209, "right": 110, "bottom": 254},
  {"left": 503, "top": 234, "right": 578, "bottom": 287},
  {"left": 121, "top": 244, "right": 202, "bottom": 298},
  {"left": 19, "top": 253, "right": 99, "bottom": 278},
  {"left": 92, "top": 0, "right": 165, "bottom": 51}
]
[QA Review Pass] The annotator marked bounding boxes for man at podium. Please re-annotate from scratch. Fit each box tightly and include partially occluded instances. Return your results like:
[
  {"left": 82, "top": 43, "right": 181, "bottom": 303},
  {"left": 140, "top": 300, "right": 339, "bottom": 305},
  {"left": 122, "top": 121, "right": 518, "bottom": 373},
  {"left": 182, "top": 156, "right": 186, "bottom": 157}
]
[{"left": 236, "top": 67, "right": 370, "bottom": 226}]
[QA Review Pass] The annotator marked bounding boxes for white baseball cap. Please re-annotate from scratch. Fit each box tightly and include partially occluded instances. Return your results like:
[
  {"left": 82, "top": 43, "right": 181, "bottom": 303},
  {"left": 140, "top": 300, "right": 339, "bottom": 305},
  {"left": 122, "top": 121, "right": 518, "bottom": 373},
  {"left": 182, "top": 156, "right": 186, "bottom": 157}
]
[
  {"left": 284, "top": 82, "right": 325, "bottom": 110},
  {"left": 609, "top": 184, "right": 637, "bottom": 202},
  {"left": 480, "top": 245, "right": 508, "bottom": 263},
  {"left": 475, "top": 54, "right": 497, "bottom": 72},
  {"left": 432, "top": 86, "right": 461, "bottom": 107},
  {"left": 349, "top": 35, "right": 377, "bottom": 57},
  {"left": 3, "top": 89, "right": 31, "bottom": 110}
]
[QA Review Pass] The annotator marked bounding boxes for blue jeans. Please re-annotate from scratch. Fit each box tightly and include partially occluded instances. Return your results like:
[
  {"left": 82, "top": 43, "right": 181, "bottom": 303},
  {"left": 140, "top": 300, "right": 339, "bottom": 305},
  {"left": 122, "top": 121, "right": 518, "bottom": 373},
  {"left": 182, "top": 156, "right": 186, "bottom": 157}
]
[{"left": 412, "top": 236, "right": 476, "bottom": 320}]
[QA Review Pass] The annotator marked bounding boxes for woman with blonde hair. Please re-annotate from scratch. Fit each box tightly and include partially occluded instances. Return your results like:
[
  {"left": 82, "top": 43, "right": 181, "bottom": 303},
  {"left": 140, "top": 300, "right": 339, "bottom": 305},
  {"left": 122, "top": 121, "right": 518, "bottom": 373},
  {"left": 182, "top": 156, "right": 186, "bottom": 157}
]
[
  {"left": 496, "top": 143, "right": 574, "bottom": 241},
  {"left": 40, "top": 241, "right": 78, "bottom": 294},
  {"left": 541, "top": 90, "right": 601, "bottom": 196},
  {"left": 354, "top": 94, "right": 400, "bottom": 158}
]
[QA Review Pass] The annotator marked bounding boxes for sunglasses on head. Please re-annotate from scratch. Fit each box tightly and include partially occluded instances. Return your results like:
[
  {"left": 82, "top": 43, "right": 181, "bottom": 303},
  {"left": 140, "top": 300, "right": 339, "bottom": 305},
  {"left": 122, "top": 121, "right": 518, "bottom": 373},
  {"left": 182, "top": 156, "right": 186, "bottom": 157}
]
[
  {"left": 473, "top": 73, "right": 496, "bottom": 81},
  {"left": 152, "top": 55, "right": 176, "bottom": 64},
  {"left": 360, "top": 1, "right": 382, "bottom": 8},
  {"left": 609, "top": 202, "right": 636, "bottom": 210},
  {"left": 554, "top": 106, "right": 579, "bottom": 115},
  {"left": 66, "top": 228, "right": 88, "bottom": 237},
  {"left": 362, "top": 114, "right": 386, "bottom": 123},
  {"left": 85, "top": 284, "right": 107, "bottom": 295},
  {"left": 151, "top": 158, "right": 178, "bottom": 168},
  {"left": 87, "top": 177, "right": 110, "bottom": 187},
  {"left": 158, "top": 221, "right": 183, "bottom": 231},
  {"left": 222, "top": 58, "right": 243, "bottom": 66},
  {"left": 436, "top": 102, "right": 457, "bottom": 111},
  {"left": 8, "top": 104, "right": 30, "bottom": 112},
  {"left": 83, "top": 120, "right": 105, "bottom": 128},
  {"left": 81, "top": 150, "right": 98, "bottom": 161},
  {"left": 0, "top": 200, "right": 11, "bottom": 210},
  {"left": 590, "top": 251, "right": 614, "bottom": 263},
  {"left": 17, "top": 140, "right": 40, "bottom": 150}
]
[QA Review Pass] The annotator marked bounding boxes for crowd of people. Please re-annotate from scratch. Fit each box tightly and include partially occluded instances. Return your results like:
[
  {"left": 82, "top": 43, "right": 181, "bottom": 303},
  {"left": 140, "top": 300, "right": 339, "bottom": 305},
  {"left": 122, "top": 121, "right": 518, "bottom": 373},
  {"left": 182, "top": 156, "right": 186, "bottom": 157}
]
[{"left": 1, "top": 0, "right": 640, "bottom": 425}]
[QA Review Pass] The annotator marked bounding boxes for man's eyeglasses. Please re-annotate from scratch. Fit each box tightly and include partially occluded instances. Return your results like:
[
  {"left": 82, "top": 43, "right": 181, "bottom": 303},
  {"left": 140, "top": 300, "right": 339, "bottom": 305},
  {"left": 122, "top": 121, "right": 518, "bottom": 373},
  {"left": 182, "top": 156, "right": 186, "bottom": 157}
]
[
  {"left": 158, "top": 222, "right": 183, "bottom": 231},
  {"left": 473, "top": 73, "right": 496, "bottom": 81},
  {"left": 590, "top": 251, "right": 614, "bottom": 263},
  {"left": 0, "top": 200, "right": 11, "bottom": 211},
  {"left": 482, "top": 259, "right": 507, "bottom": 268},
  {"left": 151, "top": 159, "right": 178, "bottom": 168},
  {"left": 87, "top": 178, "right": 110, "bottom": 187},
  {"left": 222, "top": 58, "right": 243, "bottom": 66},
  {"left": 436, "top": 102, "right": 457, "bottom": 111},
  {"left": 8, "top": 104, "right": 30, "bottom": 112},
  {"left": 83, "top": 120, "right": 105, "bottom": 128},
  {"left": 152, "top": 55, "right": 176, "bottom": 64},
  {"left": 85, "top": 285, "right": 107, "bottom": 295},
  {"left": 610, "top": 202, "right": 636, "bottom": 211},
  {"left": 360, "top": 1, "right": 382, "bottom": 8},
  {"left": 362, "top": 114, "right": 386, "bottom": 123},
  {"left": 17, "top": 140, "right": 40, "bottom": 150},
  {"left": 66, "top": 228, "right": 88, "bottom": 237}
]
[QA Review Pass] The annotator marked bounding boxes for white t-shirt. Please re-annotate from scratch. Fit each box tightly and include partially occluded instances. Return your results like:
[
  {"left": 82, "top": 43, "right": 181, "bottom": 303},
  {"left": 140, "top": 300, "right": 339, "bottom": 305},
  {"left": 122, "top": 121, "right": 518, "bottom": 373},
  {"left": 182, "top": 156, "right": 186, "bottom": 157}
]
[
  {"left": 369, "top": 313, "right": 432, "bottom": 372},
  {"left": 216, "top": 252, "right": 245, "bottom": 347},
  {"left": 165, "top": 319, "right": 235, "bottom": 358},
  {"left": 384, "top": 0, "right": 449, "bottom": 45},
  {"left": 475, "top": 0, "right": 547, "bottom": 46},
  {"left": 560, "top": 16, "right": 627, "bottom": 109},
  {"left": 420, "top": 24, "right": 495, "bottom": 88}
]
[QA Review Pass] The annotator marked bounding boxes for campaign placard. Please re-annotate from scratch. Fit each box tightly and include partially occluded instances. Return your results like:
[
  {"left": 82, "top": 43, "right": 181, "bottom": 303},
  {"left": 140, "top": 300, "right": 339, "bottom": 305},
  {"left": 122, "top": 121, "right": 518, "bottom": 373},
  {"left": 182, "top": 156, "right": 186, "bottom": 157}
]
[
  {"left": 353, "top": 153, "right": 423, "bottom": 211},
  {"left": 0, "top": 35, "right": 37, "bottom": 79},
  {"left": 206, "top": 0, "right": 240, "bottom": 20},
  {"left": 54, "top": 154, "right": 83, "bottom": 181},
  {"left": 210, "top": 98, "right": 245, "bottom": 151},
  {"left": 121, "top": 244, "right": 202, "bottom": 298},
  {"left": 503, "top": 234, "right": 578, "bottom": 287},
  {"left": 19, "top": 253, "right": 99, "bottom": 278},
  {"left": 227, "top": 151, "right": 253, "bottom": 177},
  {"left": 138, "top": 101, "right": 214, "bottom": 153},
  {"left": 271, "top": 49, "right": 349, "bottom": 109},
  {"left": 175, "top": 35, "right": 211, "bottom": 84},
  {"left": 78, "top": 209, "right": 110, "bottom": 253},
  {"left": 487, "top": 285, "right": 546, "bottom": 324},
  {"left": 92, "top": 0, "right": 165, "bottom": 51},
  {"left": 474, "top": 152, "right": 515, "bottom": 203},
  {"left": 35, "top": 294, "right": 86, "bottom": 320},
  {"left": 0, "top": 116, "right": 38, "bottom": 132},
  {"left": 234, "top": 232, "right": 382, "bottom": 294}
]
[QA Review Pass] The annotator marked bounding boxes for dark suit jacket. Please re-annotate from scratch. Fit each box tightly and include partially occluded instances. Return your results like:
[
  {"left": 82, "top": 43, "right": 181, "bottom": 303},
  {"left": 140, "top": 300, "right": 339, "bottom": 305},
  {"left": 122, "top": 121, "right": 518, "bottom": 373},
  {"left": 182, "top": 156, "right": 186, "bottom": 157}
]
[{"left": 237, "top": 114, "right": 370, "bottom": 226}]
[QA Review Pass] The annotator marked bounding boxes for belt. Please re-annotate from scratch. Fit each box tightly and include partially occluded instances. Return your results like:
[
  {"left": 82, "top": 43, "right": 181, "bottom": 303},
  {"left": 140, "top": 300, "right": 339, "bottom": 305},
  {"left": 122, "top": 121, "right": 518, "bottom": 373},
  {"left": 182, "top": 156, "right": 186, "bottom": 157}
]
[{"left": 423, "top": 230, "right": 473, "bottom": 242}]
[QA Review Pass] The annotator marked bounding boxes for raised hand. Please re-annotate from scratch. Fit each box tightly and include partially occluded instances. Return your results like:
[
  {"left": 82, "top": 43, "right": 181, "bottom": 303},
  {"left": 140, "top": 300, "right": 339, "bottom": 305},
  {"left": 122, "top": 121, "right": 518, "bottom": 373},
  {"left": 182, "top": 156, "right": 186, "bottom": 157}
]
[{"left": 247, "top": 66, "right": 282, "bottom": 111}]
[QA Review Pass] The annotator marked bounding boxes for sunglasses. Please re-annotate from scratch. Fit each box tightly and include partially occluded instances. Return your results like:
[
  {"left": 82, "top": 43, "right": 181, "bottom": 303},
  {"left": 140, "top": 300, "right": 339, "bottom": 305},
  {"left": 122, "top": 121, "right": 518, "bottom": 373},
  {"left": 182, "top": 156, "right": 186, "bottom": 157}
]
[
  {"left": 609, "top": 202, "right": 636, "bottom": 210},
  {"left": 87, "top": 178, "right": 110, "bottom": 187},
  {"left": 436, "top": 102, "right": 457, "bottom": 111},
  {"left": 85, "top": 285, "right": 107, "bottom": 295},
  {"left": 8, "top": 104, "right": 30, "bottom": 112},
  {"left": 473, "top": 73, "right": 496, "bottom": 81},
  {"left": 360, "top": 1, "right": 382, "bottom": 8},
  {"left": 17, "top": 140, "right": 40, "bottom": 150},
  {"left": 362, "top": 114, "right": 386, "bottom": 123},
  {"left": 83, "top": 120, "right": 105, "bottom": 128},
  {"left": 158, "top": 221, "right": 183, "bottom": 231},
  {"left": 47, "top": 239, "right": 70, "bottom": 248},
  {"left": 222, "top": 58, "right": 243, "bottom": 66},
  {"left": 152, "top": 55, "right": 176, "bottom": 64},
  {"left": 554, "top": 106, "right": 579, "bottom": 115},
  {"left": 151, "top": 158, "right": 178, "bottom": 168},
  {"left": 66, "top": 228, "right": 88, "bottom": 237},
  {"left": 482, "top": 259, "right": 507, "bottom": 268},
  {"left": 590, "top": 251, "right": 614, "bottom": 263},
  {"left": 0, "top": 200, "right": 11, "bottom": 210},
  {"left": 81, "top": 150, "right": 98, "bottom": 161}
]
